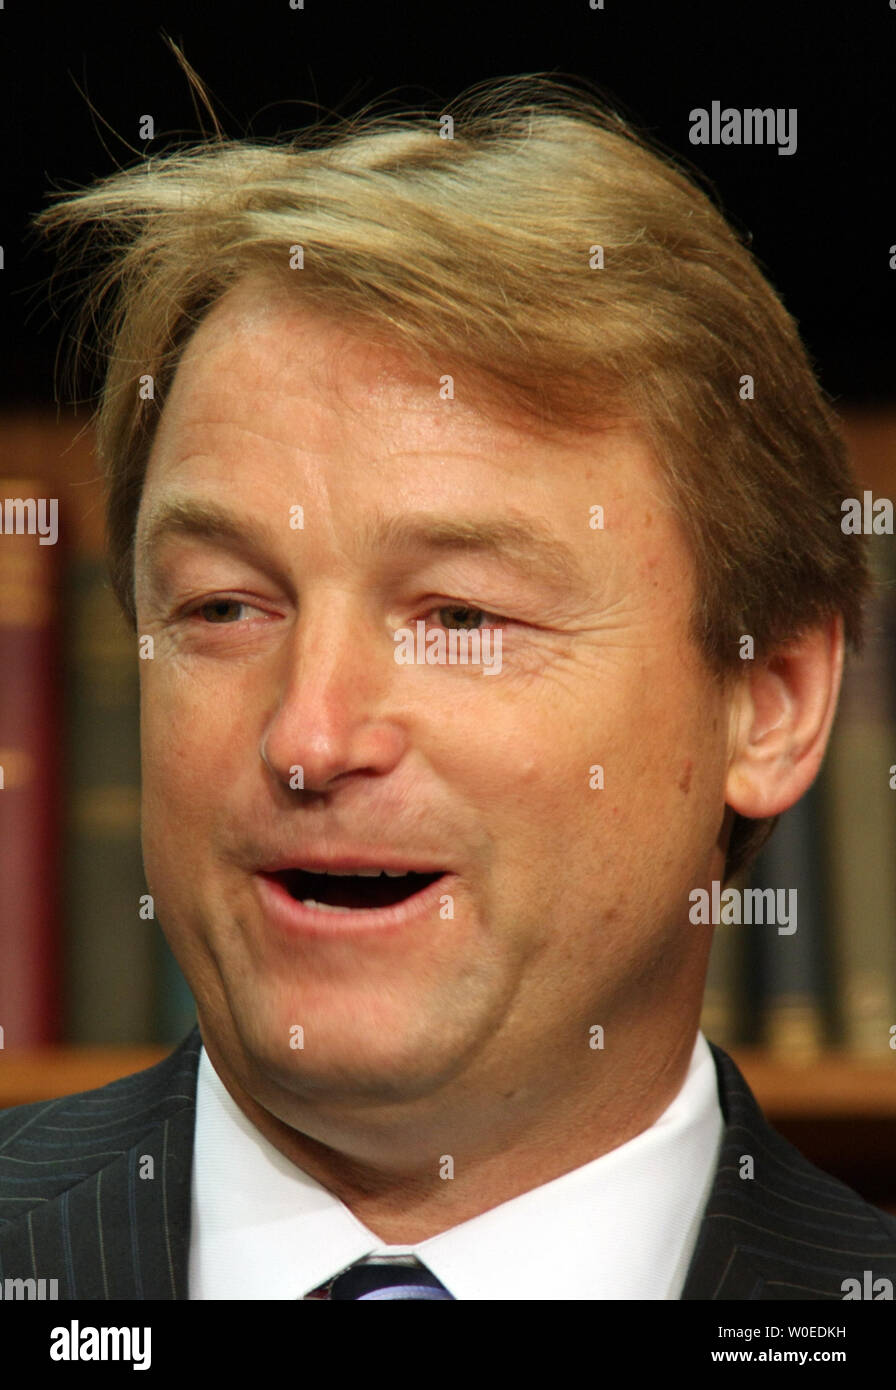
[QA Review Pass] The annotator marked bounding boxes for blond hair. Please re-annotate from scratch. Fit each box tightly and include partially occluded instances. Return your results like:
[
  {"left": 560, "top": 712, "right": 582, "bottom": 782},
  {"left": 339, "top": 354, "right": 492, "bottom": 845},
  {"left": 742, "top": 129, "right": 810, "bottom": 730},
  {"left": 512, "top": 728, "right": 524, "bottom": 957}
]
[{"left": 34, "top": 70, "right": 871, "bottom": 881}]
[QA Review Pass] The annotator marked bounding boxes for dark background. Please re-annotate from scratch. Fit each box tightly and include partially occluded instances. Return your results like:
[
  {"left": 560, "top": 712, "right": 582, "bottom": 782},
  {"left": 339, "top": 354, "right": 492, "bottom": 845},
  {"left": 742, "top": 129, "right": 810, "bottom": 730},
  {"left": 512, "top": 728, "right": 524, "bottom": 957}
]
[{"left": 1, "top": 0, "right": 894, "bottom": 411}]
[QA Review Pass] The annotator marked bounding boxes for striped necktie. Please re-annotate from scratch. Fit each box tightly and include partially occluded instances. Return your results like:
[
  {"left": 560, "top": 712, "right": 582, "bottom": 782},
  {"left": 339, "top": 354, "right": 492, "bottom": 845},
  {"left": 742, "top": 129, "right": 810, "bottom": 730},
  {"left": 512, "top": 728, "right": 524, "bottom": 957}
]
[{"left": 306, "top": 1255, "right": 455, "bottom": 1300}]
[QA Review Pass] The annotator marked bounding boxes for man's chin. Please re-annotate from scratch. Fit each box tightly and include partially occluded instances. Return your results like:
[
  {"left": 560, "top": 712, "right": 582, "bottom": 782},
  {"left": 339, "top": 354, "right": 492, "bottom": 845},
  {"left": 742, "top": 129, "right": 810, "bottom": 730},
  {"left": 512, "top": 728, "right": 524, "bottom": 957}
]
[{"left": 209, "top": 1007, "right": 463, "bottom": 1110}]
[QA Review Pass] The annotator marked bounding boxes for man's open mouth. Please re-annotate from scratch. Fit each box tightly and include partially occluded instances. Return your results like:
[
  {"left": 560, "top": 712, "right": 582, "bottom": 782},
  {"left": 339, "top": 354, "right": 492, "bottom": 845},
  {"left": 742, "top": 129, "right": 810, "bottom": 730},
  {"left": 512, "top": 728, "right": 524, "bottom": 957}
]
[{"left": 264, "top": 869, "right": 445, "bottom": 913}]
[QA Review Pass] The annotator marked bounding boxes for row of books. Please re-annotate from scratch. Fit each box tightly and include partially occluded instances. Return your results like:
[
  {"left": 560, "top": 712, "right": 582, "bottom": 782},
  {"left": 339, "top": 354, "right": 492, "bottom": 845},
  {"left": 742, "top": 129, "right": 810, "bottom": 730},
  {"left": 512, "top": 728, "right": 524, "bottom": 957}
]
[
  {"left": 0, "top": 418, "right": 196, "bottom": 1048},
  {"left": 1, "top": 414, "right": 895, "bottom": 1053}
]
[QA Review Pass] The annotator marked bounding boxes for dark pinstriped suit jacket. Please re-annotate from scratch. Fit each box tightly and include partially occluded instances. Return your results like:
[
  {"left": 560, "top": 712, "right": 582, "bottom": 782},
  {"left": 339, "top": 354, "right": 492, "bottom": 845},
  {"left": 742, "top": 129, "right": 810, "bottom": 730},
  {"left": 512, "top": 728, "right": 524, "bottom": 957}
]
[{"left": 1, "top": 1027, "right": 895, "bottom": 1300}]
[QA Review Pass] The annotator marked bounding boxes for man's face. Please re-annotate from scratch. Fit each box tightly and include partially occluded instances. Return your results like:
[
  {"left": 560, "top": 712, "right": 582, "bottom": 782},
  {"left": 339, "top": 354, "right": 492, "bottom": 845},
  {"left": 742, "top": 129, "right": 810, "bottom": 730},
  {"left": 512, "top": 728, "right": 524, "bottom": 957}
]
[{"left": 135, "top": 277, "right": 731, "bottom": 1121}]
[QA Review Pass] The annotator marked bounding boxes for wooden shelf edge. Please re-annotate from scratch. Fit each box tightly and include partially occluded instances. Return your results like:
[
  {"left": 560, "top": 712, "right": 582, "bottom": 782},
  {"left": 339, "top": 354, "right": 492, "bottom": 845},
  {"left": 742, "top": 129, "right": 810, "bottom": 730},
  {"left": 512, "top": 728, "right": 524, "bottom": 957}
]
[
  {"left": 1, "top": 1045, "right": 895, "bottom": 1115},
  {"left": 0, "top": 1047, "right": 170, "bottom": 1107},
  {"left": 731, "top": 1048, "right": 896, "bottom": 1119}
]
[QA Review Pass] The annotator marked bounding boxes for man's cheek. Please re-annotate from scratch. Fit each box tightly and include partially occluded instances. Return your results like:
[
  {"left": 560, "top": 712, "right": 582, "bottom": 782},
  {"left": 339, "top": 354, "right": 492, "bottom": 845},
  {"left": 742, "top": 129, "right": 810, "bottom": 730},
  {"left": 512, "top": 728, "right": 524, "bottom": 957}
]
[
  {"left": 143, "top": 662, "right": 220, "bottom": 754},
  {"left": 141, "top": 728, "right": 218, "bottom": 854}
]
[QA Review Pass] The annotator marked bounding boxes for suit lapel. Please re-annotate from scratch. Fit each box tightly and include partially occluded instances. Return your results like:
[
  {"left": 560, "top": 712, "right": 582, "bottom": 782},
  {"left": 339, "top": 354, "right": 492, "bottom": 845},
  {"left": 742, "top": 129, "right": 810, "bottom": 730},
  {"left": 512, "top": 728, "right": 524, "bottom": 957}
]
[
  {"left": 681, "top": 1043, "right": 770, "bottom": 1298},
  {"left": 681, "top": 1043, "right": 896, "bottom": 1299},
  {"left": 0, "top": 1028, "right": 201, "bottom": 1300}
]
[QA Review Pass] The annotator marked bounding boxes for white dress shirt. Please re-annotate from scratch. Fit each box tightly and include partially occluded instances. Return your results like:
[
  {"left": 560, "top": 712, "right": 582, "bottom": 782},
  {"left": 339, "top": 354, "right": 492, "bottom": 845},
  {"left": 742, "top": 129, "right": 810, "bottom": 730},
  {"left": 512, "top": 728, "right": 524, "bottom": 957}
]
[{"left": 189, "top": 1031, "right": 723, "bottom": 1300}]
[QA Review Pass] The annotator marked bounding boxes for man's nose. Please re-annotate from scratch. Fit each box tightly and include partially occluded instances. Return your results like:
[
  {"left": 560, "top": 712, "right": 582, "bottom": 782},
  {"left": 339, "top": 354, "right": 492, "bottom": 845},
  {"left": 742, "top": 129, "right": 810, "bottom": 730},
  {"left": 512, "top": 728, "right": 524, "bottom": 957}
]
[{"left": 259, "top": 596, "right": 410, "bottom": 793}]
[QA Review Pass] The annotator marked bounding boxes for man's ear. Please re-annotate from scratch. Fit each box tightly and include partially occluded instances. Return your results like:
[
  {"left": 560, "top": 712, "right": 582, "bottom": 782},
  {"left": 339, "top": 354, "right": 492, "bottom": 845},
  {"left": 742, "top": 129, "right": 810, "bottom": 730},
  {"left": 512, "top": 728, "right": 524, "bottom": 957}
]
[{"left": 724, "top": 615, "right": 845, "bottom": 820}]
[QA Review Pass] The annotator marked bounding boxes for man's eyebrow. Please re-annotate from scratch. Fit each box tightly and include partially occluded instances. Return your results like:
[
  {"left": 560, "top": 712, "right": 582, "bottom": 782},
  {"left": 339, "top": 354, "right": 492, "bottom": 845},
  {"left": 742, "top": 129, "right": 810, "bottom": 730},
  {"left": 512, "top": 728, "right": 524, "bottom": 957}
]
[
  {"left": 137, "top": 499, "right": 590, "bottom": 592},
  {"left": 363, "top": 514, "right": 590, "bottom": 591},
  {"left": 137, "top": 499, "right": 281, "bottom": 576}
]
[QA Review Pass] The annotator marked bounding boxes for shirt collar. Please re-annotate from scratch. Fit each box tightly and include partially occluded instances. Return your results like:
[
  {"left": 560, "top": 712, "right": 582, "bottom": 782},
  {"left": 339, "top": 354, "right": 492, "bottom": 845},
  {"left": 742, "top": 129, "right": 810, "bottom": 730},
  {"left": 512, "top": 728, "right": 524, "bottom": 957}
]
[{"left": 189, "top": 1032, "right": 723, "bottom": 1299}]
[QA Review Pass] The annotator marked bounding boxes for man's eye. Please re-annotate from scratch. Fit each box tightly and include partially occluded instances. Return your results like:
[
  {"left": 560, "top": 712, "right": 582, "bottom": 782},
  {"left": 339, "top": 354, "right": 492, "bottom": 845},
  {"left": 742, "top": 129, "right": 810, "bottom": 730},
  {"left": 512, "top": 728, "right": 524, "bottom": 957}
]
[
  {"left": 194, "top": 599, "right": 254, "bottom": 624},
  {"left": 432, "top": 604, "right": 502, "bottom": 630}
]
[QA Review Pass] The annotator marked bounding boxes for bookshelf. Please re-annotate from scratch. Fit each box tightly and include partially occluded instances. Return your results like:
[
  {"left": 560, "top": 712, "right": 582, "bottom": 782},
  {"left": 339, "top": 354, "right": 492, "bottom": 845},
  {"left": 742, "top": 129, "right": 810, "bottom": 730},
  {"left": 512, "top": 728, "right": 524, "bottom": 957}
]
[
  {"left": 732, "top": 1050, "right": 896, "bottom": 1118},
  {"left": 1, "top": 1045, "right": 893, "bottom": 1114},
  {"left": 0, "top": 1047, "right": 170, "bottom": 1107}
]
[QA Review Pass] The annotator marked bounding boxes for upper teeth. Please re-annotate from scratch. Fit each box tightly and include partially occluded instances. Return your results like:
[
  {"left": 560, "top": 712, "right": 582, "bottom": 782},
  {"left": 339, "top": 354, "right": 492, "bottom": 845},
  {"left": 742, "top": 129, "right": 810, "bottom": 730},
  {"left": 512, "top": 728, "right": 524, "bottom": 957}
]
[{"left": 316, "top": 868, "right": 411, "bottom": 877}]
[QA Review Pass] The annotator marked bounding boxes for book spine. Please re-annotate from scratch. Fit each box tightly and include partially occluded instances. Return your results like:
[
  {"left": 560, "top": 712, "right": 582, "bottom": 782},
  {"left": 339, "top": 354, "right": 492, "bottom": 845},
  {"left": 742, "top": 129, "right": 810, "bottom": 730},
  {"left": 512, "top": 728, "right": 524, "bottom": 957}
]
[
  {"left": 62, "top": 555, "right": 155, "bottom": 1043},
  {"left": 750, "top": 785, "right": 829, "bottom": 1060},
  {"left": 156, "top": 935, "right": 197, "bottom": 1045},
  {"left": 700, "top": 868, "right": 750, "bottom": 1047},
  {"left": 0, "top": 480, "right": 62, "bottom": 1046},
  {"left": 821, "top": 531, "right": 896, "bottom": 1055}
]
